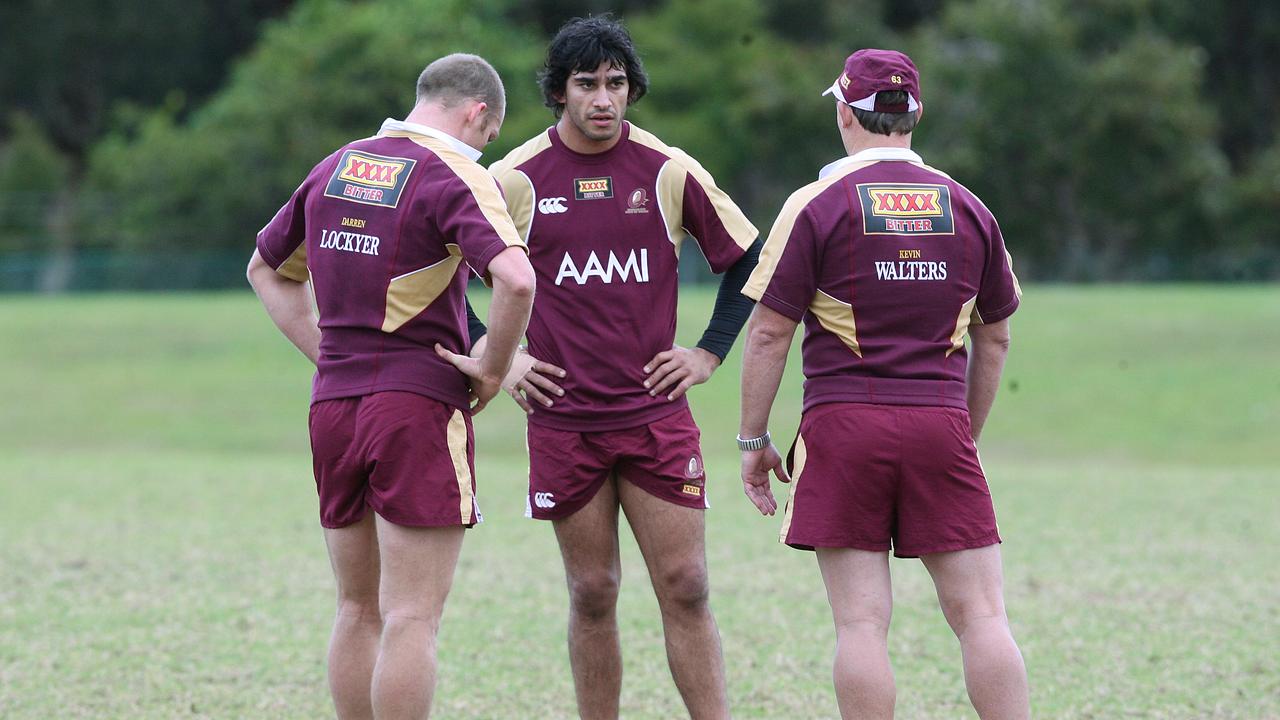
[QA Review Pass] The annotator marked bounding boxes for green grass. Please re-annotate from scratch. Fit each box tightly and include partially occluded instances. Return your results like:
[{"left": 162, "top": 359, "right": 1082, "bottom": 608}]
[{"left": 1, "top": 285, "right": 1277, "bottom": 719}]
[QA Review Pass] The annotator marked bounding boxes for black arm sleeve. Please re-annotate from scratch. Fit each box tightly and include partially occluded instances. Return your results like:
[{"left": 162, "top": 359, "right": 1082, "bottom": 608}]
[
  {"left": 696, "top": 236, "right": 762, "bottom": 361},
  {"left": 465, "top": 297, "right": 488, "bottom": 346}
]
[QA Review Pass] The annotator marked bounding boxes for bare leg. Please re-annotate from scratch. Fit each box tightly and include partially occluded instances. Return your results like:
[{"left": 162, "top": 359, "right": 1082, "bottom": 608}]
[
  {"left": 552, "top": 477, "right": 622, "bottom": 720},
  {"left": 921, "top": 545, "right": 1029, "bottom": 720},
  {"left": 619, "top": 480, "right": 729, "bottom": 720},
  {"left": 815, "top": 548, "right": 895, "bottom": 720},
  {"left": 369, "top": 516, "right": 464, "bottom": 720},
  {"left": 324, "top": 512, "right": 382, "bottom": 720}
]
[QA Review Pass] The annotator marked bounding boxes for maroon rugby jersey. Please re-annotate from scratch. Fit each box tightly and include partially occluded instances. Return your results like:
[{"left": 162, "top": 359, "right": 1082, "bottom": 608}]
[
  {"left": 257, "top": 119, "right": 525, "bottom": 410},
  {"left": 490, "top": 122, "right": 757, "bottom": 431},
  {"left": 743, "top": 147, "right": 1021, "bottom": 412}
]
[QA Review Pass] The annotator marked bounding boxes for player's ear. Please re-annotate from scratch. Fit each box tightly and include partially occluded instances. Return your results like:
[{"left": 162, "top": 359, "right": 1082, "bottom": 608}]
[
  {"left": 836, "top": 101, "right": 855, "bottom": 129},
  {"left": 465, "top": 101, "right": 488, "bottom": 126}
]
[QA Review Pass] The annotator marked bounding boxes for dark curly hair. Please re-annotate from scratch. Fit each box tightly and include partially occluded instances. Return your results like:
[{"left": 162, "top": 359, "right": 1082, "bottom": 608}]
[{"left": 538, "top": 15, "right": 649, "bottom": 118}]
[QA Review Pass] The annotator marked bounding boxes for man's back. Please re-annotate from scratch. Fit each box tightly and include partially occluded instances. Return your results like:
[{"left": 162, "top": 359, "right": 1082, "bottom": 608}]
[
  {"left": 744, "top": 148, "right": 1021, "bottom": 412},
  {"left": 258, "top": 122, "right": 523, "bottom": 409}
]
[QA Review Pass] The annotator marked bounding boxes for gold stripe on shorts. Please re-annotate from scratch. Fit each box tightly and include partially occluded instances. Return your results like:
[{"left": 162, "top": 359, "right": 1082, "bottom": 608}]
[
  {"left": 446, "top": 409, "right": 473, "bottom": 524},
  {"left": 778, "top": 434, "right": 809, "bottom": 543}
]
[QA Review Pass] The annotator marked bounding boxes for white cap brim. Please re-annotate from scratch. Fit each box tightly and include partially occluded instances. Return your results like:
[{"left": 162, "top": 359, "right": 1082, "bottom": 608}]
[{"left": 823, "top": 83, "right": 919, "bottom": 113}]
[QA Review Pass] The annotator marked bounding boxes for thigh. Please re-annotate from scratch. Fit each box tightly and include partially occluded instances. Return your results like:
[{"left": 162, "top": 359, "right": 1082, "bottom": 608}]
[
  {"left": 781, "top": 404, "right": 898, "bottom": 552},
  {"left": 375, "top": 515, "right": 465, "bottom": 617},
  {"left": 815, "top": 547, "right": 893, "bottom": 628},
  {"left": 324, "top": 511, "right": 380, "bottom": 603},
  {"left": 613, "top": 407, "right": 708, "bottom": 510},
  {"left": 920, "top": 545, "right": 1008, "bottom": 632},
  {"left": 310, "top": 397, "right": 369, "bottom": 529},
  {"left": 617, "top": 478, "right": 708, "bottom": 592},
  {"left": 552, "top": 475, "right": 621, "bottom": 586},
  {"left": 894, "top": 407, "right": 1000, "bottom": 558},
  {"left": 528, "top": 422, "right": 613, "bottom": 520},
  {"left": 360, "top": 392, "right": 479, "bottom": 528}
]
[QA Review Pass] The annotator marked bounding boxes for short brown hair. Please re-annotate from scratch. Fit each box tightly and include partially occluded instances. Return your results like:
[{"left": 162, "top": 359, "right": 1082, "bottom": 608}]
[
  {"left": 416, "top": 53, "right": 505, "bottom": 119},
  {"left": 853, "top": 90, "right": 920, "bottom": 136}
]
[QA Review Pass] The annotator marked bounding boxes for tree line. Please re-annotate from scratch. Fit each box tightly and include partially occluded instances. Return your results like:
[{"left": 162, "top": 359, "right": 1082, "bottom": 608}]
[{"left": 1, "top": 0, "right": 1277, "bottom": 287}]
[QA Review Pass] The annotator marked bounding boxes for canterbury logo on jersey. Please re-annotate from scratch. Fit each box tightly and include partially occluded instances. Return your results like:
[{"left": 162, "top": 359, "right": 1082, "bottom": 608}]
[
  {"left": 555, "top": 249, "right": 649, "bottom": 286},
  {"left": 532, "top": 492, "right": 556, "bottom": 509},
  {"left": 324, "top": 150, "right": 416, "bottom": 209},
  {"left": 857, "top": 183, "right": 955, "bottom": 235},
  {"left": 538, "top": 197, "right": 568, "bottom": 214}
]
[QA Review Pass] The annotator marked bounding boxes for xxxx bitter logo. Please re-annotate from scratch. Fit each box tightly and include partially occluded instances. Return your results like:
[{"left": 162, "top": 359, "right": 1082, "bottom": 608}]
[
  {"left": 574, "top": 176, "right": 613, "bottom": 200},
  {"left": 325, "top": 150, "right": 416, "bottom": 208},
  {"left": 857, "top": 183, "right": 955, "bottom": 235}
]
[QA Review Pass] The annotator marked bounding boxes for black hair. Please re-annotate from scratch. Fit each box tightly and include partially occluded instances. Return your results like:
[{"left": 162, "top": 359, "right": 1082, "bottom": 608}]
[
  {"left": 852, "top": 90, "right": 920, "bottom": 136},
  {"left": 538, "top": 15, "right": 649, "bottom": 117}
]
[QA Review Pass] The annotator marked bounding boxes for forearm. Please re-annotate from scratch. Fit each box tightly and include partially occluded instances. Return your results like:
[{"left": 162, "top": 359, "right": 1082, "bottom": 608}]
[
  {"left": 248, "top": 260, "right": 320, "bottom": 364},
  {"left": 698, "top": 237, "right": 762, "bottom": 360},
  {"left": 477, "top": 249, "right": 535, "bottom": 381},
  {"left": 965, "top": 322, "right": 1011, "bottom": 442},
  {"left": 739, "top": 309, "right": 794, "bottom": 437}
]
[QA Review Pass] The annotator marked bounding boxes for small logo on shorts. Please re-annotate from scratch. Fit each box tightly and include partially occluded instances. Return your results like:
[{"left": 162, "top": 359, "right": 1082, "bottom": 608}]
[
  {"left": 682, "top": 484, "right": 702, "bottom": 497},
  {"left": 533, "top": 491, "right": 556, "bottom": 509},
  {"left": 684, "top": 456, "right": 703, "bottom": 479}
]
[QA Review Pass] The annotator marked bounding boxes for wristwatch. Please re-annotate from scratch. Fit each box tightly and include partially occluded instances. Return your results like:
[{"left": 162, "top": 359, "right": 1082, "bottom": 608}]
[{"left": 736, "top": 431, "right": 771, "bottom": 451}]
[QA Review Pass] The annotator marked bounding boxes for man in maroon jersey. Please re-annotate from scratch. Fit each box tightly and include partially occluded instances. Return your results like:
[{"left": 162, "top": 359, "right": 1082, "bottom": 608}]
[
  {"left": 738, "top": 49, "right": 1030, "bottom": 719},
  {"left": 247, "top": 54, "right": 534, "bottom": 720},
  {"left": 486, "top": 16, "right": 759, "bottom": 720}
]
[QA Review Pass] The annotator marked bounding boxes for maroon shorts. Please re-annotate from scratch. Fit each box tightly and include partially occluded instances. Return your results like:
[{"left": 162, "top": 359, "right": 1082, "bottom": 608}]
[
  {"left": 525, "top": 407, "right": 707, "bottom": 520},
  {"left": 780, "top": 403, "right": 1000, "bottom": 558},
  {"left": 308, "top": 391, "right": 478, "bottom": 529}
]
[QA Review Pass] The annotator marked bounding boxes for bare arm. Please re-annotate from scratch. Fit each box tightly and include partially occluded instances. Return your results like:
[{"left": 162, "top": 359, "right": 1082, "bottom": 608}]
[
  {"left": 965, "top": 318, "right": 1011, "bottom": 442},
  {"left": 436, "top": 246, "right": 535, "bottom": 412},
  {"left": 738, "top": 303, "right": 798, "bottom": 515},
  {"left": 246, "top": 249, "right": 320, "bottom": 364}
]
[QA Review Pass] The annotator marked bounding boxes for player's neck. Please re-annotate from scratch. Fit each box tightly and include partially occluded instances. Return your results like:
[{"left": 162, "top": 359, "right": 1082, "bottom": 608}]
[
  {"left": 842, "top": 131, "right": 912, "bottom": 158},
  {"left": 403, "top": 104, "right": 465, "bottom": 142},
  {"left": 556, "top": 116, "right": 623, "bottom": 155}
]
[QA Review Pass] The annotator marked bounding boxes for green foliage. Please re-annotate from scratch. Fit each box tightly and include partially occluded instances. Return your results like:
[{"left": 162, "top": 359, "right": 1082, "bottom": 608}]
[
  {"left": 70, "top": 0, "right": 1280, "bottom": 279},
  {"left": 86, "top": 0, "right": 546, "bottom": 251},
  {"left": 911, "top": 0, "right": 1228, "bottom": 279},
  {"left": 0, "top": 114, "right": 70, "bottom": 252}
]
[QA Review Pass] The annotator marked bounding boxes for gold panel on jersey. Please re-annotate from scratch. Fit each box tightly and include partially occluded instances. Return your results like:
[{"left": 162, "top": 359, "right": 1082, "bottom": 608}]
[
  {"left": 381, "top": 244, "right": 463, "bottom": 333},
  {"left": 655, "top": 160, "right": 688, "bottom": 255},
  {"left": 743, "top": 161, "right": 876, "bottom": 302},
  {"left": 276, "top": 243, "right": 309, "bottom": 282},
  {"left": 628, "top": 125, "right": 758, "bottom": 250},
  {"left": 778, "top": 433, "right": 808, "bottom": 543},
  {"left": 809, "top": 288, "right": 862, "bottom": 357},
  {"left": 947, "top": 294, "right": 979, "bottom": 357}
]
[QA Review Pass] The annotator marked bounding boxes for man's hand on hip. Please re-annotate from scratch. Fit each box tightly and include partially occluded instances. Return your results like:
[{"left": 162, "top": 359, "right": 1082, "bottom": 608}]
[
  {"left": 436, "top": 344, "right": 502, "bottom": 413},
  {"left": 503, "top": 347, "right": 567, "bottom": 414},
  {"left": 643, "top": 345, "right": 721, "bottom": 401}
]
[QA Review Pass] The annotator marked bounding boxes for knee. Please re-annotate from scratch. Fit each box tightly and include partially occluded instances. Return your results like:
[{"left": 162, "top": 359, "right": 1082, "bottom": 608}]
[
  {"left": 335, "top": 592, "right": 381, "bottom": 624},
  {"left": 568, "top": 573, "right": 620, "bottom": 621},
  {"left": 937, "top": 593, "right": 1007, "bottom": 638},
  {"left": 654, "top": 563, "right": 710, "bottom": 614}
]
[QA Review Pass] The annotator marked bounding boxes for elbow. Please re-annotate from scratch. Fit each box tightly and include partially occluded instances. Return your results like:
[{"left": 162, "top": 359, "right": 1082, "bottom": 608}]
[{"left": 497, "top": 266, "right": 536, "bottom": 302}]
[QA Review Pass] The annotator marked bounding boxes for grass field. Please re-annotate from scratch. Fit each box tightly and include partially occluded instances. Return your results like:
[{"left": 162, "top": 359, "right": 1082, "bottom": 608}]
[{"left": 1, "top": 285, "right": 1277, "bottom": 719}]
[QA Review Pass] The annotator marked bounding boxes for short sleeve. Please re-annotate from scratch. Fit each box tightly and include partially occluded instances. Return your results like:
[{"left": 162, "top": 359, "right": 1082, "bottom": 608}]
[
  {"left": 973, "top": 213, "right": 1021, "bottom": 324},
  {"left": 742, "top": 198, "right": 821, "bottom": 323},
  {"left": 435, "top": 164, "right": 527, "bottom": 284},
  {"left": 256, "top": 176, "right": 313, "bottom": 282},
  {"left": 679, "top": 165, "right": 757, "bottom": 273},
  {"left": 491, "top": 167, "right": 535, "bottom": 245}
]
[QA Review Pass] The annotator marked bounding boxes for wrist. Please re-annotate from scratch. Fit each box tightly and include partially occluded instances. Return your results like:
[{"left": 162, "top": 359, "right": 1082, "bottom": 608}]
[{"left": 736, "top": 430, "right": 771, "bottom": 451}]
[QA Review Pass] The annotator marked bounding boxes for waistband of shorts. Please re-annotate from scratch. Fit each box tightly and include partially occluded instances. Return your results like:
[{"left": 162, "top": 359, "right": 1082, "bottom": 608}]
[
  {"left": 527, "top": 398, "right": 689, "bottom": 433},
  {"left": 802, "top": 376, "right": 968, "bottom": 411}
]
